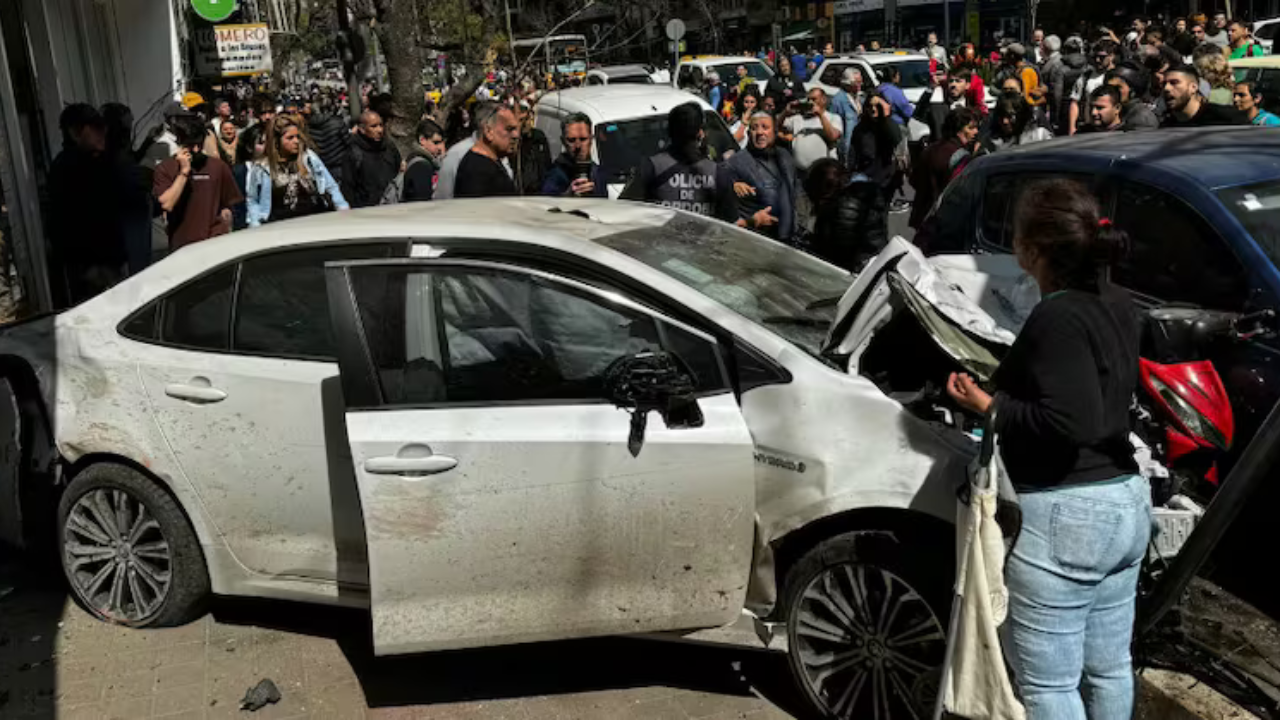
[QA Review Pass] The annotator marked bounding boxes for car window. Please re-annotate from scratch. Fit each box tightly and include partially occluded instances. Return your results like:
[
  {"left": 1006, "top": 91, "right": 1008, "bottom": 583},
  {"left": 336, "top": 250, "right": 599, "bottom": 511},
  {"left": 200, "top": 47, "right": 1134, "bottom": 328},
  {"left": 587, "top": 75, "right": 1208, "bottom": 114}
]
[
  {"left": 711, "top": 61, "right": 772, "bottom": 81},
  {"left": 594, "top": 212, "right": 852, "bottom": 359},
  {"left": 1113, "top": 182, "right": 1249, "bottom": 311},
  {"left": 587, "top": 75, "right": 603, "bottom": 86},
  {"left": 916, "top": 168, "right": 982, "bottom": 254},
  {"left": 534, "top": 109, "right": 562, "bottom": 157},
  {"left": 677, "top": 65, "right": 693, "bottom": 88},
  {"left": 1218, "top": 179, "right": 1280, "bottom": 271},
  {"left": 980, "top": 172, "right": 1098, "bottom": 251},
  {"left": 874, "top": 60, "right": 931, "bottom": 88},
  {"left": 160, "top": 265, "right": 236, "bottom": 350},
  {"left": 233, "top": 244, "right": 398, "bottom": 359},
  {"left": 819, "top": 62, "right": 850, "bottom": 87},
  {"left": 348, "top": 264, "right": 729, "bottom": 407},
  {"left": 1257, "top": 23, "right": 1280, "bottom": 40}
]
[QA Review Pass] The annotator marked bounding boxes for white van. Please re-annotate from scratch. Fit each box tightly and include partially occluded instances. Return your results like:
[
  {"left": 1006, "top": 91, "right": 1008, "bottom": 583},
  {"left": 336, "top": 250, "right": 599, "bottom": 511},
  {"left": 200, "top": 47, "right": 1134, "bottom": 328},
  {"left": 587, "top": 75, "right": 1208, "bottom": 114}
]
[{"left": 533, "top": 85, "right": 740, "bottom": 198}]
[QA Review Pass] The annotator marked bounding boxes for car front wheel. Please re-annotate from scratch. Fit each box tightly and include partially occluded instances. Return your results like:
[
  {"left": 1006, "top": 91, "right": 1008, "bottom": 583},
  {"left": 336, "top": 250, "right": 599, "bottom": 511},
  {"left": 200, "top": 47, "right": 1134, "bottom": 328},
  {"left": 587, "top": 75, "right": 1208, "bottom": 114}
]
[
  {"left": 783, "top": 530, "right": 951, "bottom": 719},
  {"left": 57, "top": 463, "right": 209, "bottom": 627}
]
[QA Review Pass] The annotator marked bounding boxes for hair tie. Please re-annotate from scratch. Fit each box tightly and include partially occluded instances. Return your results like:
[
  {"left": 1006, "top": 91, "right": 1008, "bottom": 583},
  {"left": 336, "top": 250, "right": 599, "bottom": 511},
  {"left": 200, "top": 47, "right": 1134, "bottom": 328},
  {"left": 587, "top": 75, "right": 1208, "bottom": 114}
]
[{"left": 1098, "top": 217, "right": 1113, "bottom": 228}]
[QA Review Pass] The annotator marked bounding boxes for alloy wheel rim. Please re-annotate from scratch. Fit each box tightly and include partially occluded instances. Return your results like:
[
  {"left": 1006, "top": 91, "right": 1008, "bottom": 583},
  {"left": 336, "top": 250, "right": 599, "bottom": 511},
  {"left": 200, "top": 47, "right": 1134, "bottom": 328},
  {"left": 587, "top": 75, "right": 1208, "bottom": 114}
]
[
  {"left": 63, "top": 488, "right": 171, "bottom": 623},
  {"left": 794, "top": 563, "right": 945, "bottom": 720}
]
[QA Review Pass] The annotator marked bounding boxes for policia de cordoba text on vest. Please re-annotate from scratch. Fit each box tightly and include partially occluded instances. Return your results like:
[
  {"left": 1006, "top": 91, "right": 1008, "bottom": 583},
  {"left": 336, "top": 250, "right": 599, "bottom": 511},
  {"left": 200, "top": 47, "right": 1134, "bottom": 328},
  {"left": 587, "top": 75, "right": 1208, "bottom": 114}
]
[{"left": 651, "top": 154, "right": 718, "bottom": 216}]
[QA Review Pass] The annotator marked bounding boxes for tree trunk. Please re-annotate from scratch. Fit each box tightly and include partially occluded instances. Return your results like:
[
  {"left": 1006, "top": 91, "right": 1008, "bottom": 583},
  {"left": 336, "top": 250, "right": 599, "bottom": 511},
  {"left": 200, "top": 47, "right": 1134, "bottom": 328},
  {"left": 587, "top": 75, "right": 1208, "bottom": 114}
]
[
  {"left": 433, "top": 64, "right": 489, "bottom": 124},
  {"left": 371, "top": 1, "right": 424, "bottom": 156}
]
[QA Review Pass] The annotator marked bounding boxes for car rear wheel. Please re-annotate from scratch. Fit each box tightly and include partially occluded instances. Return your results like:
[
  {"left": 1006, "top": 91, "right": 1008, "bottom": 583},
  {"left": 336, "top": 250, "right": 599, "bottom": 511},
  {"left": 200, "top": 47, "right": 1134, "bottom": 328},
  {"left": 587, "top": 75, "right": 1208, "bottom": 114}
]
[
  {"left": 57, "top": 463, "right": 209, "bottom": 627},
  {"left": 783, "top": 530, "right": 951, "bottom": 719}
]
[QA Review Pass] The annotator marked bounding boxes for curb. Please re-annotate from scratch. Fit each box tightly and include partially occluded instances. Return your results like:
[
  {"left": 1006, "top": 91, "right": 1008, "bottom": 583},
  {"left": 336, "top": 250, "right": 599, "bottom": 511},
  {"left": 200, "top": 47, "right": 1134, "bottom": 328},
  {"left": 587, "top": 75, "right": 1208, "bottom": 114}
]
[{"left": 1139, "top": 669, "right": 1260, "bottom": 720}]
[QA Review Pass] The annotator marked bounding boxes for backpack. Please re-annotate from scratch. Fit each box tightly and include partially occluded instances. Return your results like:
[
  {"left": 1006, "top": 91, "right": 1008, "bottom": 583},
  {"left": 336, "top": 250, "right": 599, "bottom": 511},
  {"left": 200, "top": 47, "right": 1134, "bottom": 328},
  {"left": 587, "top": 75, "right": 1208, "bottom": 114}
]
[{"left": 378, "top": 156, "right": 427, "bottom": 205}]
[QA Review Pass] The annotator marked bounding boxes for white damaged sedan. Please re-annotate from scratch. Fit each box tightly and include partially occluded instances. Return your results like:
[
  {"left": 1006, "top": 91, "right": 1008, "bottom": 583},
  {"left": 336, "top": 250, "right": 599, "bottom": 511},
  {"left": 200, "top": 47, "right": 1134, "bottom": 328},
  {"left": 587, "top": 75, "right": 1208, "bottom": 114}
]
[{"left": 0, "top": 200, "right": 1024, "bottom": 718}]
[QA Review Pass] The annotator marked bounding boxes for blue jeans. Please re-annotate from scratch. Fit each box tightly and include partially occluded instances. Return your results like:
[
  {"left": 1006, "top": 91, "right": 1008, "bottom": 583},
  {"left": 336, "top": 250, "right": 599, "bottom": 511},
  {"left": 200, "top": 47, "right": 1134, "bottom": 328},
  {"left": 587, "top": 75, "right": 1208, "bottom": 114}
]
[{"left": 1002, "top": 475, "right": 1152, "bottom": 720}]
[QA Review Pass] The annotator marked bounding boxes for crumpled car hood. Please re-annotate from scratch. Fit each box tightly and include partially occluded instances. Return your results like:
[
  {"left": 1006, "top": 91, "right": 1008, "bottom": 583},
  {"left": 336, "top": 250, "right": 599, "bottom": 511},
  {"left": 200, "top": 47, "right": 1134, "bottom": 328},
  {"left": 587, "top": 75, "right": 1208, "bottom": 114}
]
[{"left": 822, "top": 238, "right": 1040, "bottom": 368}]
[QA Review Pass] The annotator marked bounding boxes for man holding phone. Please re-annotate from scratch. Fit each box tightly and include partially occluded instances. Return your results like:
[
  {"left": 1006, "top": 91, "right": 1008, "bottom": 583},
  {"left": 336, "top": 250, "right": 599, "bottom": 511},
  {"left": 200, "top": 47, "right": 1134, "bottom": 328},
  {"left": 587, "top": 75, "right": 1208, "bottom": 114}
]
[
  {"left": 541, "top": 112, "right": 607, "bottom": 197},
  {"left": 781, "top": 88, "right": 843, "bottom": 174}
]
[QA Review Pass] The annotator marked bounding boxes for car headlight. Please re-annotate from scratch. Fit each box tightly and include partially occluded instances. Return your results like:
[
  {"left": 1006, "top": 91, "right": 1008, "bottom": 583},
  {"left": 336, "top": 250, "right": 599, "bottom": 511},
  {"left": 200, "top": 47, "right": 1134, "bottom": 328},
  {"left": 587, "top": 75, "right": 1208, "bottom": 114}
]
[{"left": 1149, "top": 376, "right": 1230, "bottom": 451}]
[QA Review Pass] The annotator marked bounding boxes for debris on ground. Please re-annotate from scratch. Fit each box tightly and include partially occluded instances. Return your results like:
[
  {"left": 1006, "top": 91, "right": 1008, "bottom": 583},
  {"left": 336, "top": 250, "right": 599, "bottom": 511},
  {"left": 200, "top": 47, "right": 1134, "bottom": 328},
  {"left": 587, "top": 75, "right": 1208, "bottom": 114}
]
[{"left": 239, "top": 679, "right": 282, "bottom": 711}]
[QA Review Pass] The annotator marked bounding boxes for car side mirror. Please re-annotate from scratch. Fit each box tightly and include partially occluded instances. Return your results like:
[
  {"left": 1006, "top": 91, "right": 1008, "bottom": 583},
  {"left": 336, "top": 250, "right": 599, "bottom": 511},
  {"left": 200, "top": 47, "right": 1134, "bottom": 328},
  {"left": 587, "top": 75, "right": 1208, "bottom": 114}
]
[{"left": 603, "top": 351, "right": 704, "bottom": 457}]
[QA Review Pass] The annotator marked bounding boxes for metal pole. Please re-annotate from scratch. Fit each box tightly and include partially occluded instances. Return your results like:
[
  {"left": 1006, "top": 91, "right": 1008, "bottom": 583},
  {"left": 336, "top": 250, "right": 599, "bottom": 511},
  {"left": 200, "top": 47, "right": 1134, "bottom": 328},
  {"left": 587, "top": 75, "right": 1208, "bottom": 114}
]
[{"left": 504, "top": 0, "right": 517, "bottom": 77}]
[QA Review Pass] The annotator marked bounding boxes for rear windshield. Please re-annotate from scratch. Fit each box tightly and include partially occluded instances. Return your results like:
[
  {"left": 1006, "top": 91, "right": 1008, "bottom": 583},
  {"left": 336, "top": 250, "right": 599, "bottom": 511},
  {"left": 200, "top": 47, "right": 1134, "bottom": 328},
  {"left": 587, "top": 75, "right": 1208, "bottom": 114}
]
[
  {"left": 872, "top": 60, "right": 931, "bottom": 88},
  {"left": 594, "top": 111, "right": 737, "bottom": 183},
  {"left": 709, "top": 61, "right": 774, "bottom": 81}
]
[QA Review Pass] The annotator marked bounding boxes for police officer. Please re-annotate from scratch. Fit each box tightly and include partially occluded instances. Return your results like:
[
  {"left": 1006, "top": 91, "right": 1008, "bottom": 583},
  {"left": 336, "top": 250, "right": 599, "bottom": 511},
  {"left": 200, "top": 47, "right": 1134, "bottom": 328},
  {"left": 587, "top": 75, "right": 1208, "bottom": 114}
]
[{"left": 620, "top": 103, "right": 720, "bottom": 216}]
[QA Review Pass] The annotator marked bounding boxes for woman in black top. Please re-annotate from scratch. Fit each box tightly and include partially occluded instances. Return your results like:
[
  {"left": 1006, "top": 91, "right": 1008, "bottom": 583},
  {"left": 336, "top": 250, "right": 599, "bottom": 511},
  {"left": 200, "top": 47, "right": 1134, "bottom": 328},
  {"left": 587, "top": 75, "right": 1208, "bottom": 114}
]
[
  {"left": 946, "top": 179, "right": 1149, "bottom": 720},
  {"left": 850, "top": 91, "right": 903, "bottom": 204}
]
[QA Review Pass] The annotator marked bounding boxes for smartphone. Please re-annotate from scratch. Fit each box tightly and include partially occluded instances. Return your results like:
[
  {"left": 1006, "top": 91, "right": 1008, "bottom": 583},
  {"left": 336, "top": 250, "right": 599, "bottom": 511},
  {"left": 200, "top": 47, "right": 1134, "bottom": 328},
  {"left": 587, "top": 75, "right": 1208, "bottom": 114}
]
[{"left": 573, "top": 161, "right": 593, "bottom": 182}]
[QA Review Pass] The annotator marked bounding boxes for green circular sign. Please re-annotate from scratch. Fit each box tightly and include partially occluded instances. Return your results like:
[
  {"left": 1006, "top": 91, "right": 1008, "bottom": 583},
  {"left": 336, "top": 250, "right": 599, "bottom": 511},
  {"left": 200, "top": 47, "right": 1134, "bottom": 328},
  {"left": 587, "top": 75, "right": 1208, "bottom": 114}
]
[{"left": 191, "top": 0, "right": 236, "bottom": 23}]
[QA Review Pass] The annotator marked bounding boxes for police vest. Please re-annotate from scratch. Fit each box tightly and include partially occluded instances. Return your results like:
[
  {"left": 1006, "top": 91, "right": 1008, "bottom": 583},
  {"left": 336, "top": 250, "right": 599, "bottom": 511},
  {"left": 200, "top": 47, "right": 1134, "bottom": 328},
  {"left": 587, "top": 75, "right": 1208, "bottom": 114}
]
[{"left": 648, "top": 152, "right": 718, "bottom": 216}]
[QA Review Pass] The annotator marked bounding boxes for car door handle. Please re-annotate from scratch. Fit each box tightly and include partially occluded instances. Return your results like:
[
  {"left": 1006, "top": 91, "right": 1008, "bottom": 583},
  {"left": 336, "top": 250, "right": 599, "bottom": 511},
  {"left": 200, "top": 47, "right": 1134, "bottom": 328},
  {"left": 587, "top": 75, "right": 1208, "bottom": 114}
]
[
  {"left": 363, "top": 455, "right": 458, "bottom": 477},
  {"left": 164, "top": 384, "right": 227, "bottom": 403}
]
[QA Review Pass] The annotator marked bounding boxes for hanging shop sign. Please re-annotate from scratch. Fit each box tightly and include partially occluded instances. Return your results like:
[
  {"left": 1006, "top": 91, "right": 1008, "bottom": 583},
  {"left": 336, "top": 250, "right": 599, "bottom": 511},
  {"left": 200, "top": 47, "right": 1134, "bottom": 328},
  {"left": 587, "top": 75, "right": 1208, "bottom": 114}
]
[{"left": 194, "top": 23, "right": 273, "bottom": 77}]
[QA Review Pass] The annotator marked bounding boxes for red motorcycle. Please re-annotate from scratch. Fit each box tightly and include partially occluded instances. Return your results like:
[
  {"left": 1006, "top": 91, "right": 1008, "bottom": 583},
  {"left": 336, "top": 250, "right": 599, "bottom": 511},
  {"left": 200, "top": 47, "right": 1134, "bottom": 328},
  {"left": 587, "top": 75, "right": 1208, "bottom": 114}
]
[{"left": 1136, "top": 308, "right": 1272, "bottom": 502}]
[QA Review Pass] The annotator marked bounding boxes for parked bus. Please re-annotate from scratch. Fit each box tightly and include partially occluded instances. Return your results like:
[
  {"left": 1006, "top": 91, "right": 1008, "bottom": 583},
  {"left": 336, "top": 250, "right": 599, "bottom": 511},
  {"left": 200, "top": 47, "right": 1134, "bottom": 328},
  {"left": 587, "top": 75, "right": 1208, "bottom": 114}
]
[{"left": 513, "top": 34, "right": 589, "bottom": 81}]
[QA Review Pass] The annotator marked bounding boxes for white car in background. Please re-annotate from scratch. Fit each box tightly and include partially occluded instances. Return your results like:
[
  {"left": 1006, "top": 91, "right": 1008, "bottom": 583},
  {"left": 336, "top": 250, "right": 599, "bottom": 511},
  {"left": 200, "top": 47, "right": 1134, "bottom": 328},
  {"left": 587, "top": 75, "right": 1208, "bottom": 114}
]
[
  {"left": 584, "top": 64, "right": 656, "bottom": 86},
  {"left": 0, "top": 199, "right": 1016, "bottom": 719},
  {"left": 675, "top": 55, "right": 774, "bottom": 95},
  {"left": 533, "top": 85, "right": 738, "bottom": 197},
  {"left": 1255, "top": 17, "right": 1280, "bottom": 52}
]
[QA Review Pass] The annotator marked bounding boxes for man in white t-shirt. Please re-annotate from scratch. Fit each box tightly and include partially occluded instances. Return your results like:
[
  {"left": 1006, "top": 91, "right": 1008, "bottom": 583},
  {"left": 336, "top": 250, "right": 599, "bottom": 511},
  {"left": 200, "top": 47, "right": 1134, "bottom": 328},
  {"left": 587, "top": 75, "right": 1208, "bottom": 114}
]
[{"left": 781, "top": 87, "right": 843, "bottom": 172}]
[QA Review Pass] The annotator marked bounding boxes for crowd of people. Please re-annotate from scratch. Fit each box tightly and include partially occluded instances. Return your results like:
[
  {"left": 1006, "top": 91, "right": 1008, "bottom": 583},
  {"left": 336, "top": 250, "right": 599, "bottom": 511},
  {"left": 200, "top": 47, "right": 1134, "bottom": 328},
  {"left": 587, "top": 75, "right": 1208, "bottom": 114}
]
[
  {"left": 43, "top": 11, "right": 1277, "bottom": 306},
  {"left": 663, "top": 13, "right": 1278, "bottom": 263}
]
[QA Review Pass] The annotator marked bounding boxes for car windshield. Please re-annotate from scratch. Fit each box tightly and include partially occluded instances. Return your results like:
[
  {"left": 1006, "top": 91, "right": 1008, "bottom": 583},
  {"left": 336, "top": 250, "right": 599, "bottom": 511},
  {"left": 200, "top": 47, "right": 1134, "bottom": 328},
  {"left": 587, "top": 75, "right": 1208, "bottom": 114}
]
[
  {"left": 710, "top": 61, "right": 773, "bottom": 81},
  {"left": 1257, "top": 24, "right": 1280, "bottom": 40},
  {"left": 1218, "top": 180, "right": 1280, "bottom": 268},
  {"left": 872, "top": 60, "right": 931, "bottom": 88},
  {"left": 593, "top": 213, "right": 852, "bottom": 357},
  {"left": 594, "top": 111, "right": 738, "bottom": 183}
]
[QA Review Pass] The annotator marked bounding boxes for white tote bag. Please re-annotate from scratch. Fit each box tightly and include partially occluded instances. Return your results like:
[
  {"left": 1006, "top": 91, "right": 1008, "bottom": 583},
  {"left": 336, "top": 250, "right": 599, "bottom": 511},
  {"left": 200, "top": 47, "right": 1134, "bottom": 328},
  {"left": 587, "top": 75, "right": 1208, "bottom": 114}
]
[{"left": 935, "top": 424, "right": 1026, "bottom": 720}]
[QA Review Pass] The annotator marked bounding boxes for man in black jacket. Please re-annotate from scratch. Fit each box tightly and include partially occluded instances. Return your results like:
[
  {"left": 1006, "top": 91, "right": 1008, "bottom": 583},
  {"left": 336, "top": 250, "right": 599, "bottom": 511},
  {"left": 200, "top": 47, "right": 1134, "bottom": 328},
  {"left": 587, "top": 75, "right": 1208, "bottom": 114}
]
[
  {"left": 307, "top": 95, "right": 350, "bottom": 185},
  {"left": 541, "top": 113, "right": 607, "bottom": 197},
  {"left": 341, "top": 110, "right": 402, "bottom": 207},
  {"left": 513, "top": 101, "right": 552, "bottom": 195},
  {"left": 913, "top": 67, "right": 977, "bottom": 144},
  {"left": 718, "top": 111, "right": 798, "bottom": 240}
]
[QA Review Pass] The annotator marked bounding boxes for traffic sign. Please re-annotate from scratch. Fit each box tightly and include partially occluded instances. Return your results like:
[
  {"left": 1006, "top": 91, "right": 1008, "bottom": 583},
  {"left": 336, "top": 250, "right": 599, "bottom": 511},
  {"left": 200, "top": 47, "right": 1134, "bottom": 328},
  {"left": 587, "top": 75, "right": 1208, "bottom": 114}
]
[
  {"left": 665, "top": 19, "right": 686, "bottom": 41},
  {"left": 191, "top": 0, "right": 237, "bottom": 23}
]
